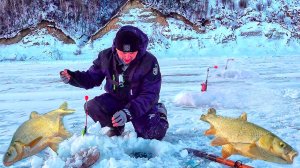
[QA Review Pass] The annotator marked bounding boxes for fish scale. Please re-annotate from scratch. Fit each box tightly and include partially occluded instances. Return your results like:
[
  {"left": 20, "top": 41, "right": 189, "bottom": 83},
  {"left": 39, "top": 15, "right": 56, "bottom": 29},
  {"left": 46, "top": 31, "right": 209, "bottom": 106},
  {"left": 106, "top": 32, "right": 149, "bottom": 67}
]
[
  {"left": 200, "top": 108, "right": 298, "bottom": 164},
  {"left": 207, "top": 116, "right": 267, "bottom": 143},
  {"left": 14, "top": 117, "right": 53, "bottom": 143}
]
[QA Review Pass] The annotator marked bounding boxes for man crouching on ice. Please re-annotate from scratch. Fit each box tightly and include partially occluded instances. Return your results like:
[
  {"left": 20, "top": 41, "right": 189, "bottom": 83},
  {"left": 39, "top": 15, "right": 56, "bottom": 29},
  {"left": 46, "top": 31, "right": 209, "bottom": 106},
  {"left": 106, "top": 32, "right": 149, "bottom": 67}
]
[{"left": 60, "top": 25, "right": 169, "bottom": 140}]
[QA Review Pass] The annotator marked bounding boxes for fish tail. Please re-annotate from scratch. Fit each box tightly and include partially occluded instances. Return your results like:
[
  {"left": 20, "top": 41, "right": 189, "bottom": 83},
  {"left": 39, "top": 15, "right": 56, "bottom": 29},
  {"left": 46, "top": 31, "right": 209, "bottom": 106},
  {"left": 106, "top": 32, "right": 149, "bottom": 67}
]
[
  {"left": 48, "top": 102, "right": 75, "bottom": 116},
  {"left": 58, "top": 102, "right": 75, "bottom": 116},
  {"left": 59, "top": 101, "right": 75, "bottom": 112}
]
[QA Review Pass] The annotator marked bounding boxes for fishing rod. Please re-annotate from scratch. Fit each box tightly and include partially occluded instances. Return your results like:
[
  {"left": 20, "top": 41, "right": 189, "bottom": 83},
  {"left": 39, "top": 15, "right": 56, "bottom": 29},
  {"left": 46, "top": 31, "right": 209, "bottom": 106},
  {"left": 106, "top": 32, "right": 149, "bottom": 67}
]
[
  {"left": 82, "top": 95, "right": 89, "bottom": 136},
  {"left": 185, "top": 148, "right": 253, "bottom": 168},
  {"left": 225, "top": 58, "right": 234, "bottom": 70},
  {"left": 201, "top": 65, "right": 218, "bottom": 92}
]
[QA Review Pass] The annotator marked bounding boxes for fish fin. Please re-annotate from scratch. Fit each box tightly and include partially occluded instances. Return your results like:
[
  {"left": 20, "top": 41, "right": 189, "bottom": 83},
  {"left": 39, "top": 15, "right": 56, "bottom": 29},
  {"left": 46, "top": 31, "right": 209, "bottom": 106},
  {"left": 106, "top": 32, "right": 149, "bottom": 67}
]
[
  {"left": 239, "top": 112, "right": 247, "bottom": 121},
  {"left": 49, "top": 144, "right": 59, "bottom": 153},
  {"left": 59, "top": 126, "right": 72, "bottom": 139},
  {"left": 27, "top": 136, "right": 43, "bottom": 148},
  {"left": 57, "top": 117, "right": 72, "bottom": 138},
  {"left": 30, "top": 111, "right": 40, "bottom": 119},
  {"left": 221, "top": 144, "right": 236, "bottom": 158},
  {"left": 247, "top": 143, "right": 262, "bottom": 156},
  {"left": 211, "top": 137, "right": 229, "bottom": 146},
  {"left": 204, "top": 126, "right": 216, "bottom": 135},
  {"left": 207, "top": 108, "right": 216, "bottom": 115},
  {"left": 48, "top": 137, "right": 63, "bottom": 152}
]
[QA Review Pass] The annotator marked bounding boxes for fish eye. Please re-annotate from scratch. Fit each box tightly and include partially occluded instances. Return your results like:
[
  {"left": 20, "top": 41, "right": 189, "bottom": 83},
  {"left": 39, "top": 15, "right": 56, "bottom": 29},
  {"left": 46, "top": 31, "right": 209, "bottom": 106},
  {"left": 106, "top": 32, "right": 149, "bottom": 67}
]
[
  {"left": 279, "top": 142, "right": 285, "bottom": 148},
  {"left": 6, "top": 152, "right": 11, "bottom": 157}
]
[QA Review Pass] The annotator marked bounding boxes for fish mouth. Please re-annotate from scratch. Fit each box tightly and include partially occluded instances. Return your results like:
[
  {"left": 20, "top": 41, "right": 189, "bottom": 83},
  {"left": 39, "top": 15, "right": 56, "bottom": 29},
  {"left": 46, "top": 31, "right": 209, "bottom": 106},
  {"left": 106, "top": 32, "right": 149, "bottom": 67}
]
[
  {"left": 287, "top": 151, "right": 298, "bottom": 163},
  {"left": 3, "top": 161, "right": 13, "bottom": 167},
  {"left": 200, "top": 114, "right": 206, "bottom": 121}
]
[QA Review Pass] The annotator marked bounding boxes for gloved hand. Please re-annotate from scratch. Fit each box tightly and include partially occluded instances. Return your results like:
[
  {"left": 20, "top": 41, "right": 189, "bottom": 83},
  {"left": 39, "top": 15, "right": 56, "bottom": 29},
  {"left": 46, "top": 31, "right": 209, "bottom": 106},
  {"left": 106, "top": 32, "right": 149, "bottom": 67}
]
[
  {"left": 60, "top": 69, "right": 71, "bottom": 84},
  {"left": 112, "top": 109, "right": 132, "bottom": 127}
]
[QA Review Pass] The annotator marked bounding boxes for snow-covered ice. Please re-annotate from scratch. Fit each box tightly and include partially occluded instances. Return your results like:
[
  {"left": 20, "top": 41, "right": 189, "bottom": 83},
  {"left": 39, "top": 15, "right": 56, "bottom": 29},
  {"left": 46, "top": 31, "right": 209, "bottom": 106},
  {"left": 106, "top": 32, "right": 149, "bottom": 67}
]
[
  {"left": 1, "top": 0, "right": 300, "bottom": 167},
  {"left": 0, "top": 56, "right": 299, "bottom": 168}
]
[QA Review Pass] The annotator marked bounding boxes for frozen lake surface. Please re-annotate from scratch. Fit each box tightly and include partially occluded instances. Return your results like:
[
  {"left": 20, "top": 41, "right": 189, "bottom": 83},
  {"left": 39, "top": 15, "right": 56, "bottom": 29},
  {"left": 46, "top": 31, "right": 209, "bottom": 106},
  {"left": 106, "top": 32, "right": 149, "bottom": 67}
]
[{"left": 0, "top": 56, "right": 299, "bottom": 168}]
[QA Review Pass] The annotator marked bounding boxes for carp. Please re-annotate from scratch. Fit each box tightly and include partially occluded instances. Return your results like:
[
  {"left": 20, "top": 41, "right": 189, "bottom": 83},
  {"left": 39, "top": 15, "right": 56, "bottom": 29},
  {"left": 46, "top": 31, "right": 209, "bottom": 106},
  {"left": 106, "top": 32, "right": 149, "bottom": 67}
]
[
  {"left": 200, "top": 108, "right": 298, "bottom": 164},
  {"left": 3, "top": 102, "right": 75, "bottom": 166}
]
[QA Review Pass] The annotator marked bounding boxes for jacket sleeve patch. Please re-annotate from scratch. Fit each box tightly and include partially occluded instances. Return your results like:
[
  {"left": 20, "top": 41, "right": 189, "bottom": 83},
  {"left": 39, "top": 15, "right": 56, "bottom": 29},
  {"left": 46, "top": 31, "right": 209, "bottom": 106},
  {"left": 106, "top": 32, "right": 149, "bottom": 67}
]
[
  {"left": 146, "top": 62, "right": 160, "bottom": 81},
  {"left": 153, "top": 63, "right": 158, "bottom": 76}
]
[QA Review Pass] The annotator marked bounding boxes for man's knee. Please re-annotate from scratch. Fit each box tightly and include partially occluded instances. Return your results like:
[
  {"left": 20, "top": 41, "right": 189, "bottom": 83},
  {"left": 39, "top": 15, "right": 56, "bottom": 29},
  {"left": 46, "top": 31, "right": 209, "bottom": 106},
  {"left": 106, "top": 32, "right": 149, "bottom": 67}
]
[
  {"left": 85, "top": 99, "right": 101, "bottom": 115},
  {"left": 84, "top": 95, "right": 127, "bottom": 127},
  {"left": 84, "top": 98, "right": 110, "bottom": 125},
  {"left": 138, "top": 119, "right": 169, "bottom": 140}
]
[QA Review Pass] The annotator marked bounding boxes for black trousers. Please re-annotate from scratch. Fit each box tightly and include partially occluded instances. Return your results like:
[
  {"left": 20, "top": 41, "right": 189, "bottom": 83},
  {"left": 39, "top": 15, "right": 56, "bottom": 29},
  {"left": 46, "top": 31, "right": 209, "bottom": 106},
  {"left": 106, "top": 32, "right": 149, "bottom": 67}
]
[{"left": 86, "top": 93, "right": 169, "bottom": 140}]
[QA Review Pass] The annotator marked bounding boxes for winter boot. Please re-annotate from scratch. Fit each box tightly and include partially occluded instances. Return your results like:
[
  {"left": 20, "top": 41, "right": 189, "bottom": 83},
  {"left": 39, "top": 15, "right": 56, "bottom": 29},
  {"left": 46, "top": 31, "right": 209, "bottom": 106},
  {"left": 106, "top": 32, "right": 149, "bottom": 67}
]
[
  {"left": 157, "top": 103, "right": 167, "bottom": 121},
  {"left": 106, "top": 126, "right": 124, "bottom": 137}
]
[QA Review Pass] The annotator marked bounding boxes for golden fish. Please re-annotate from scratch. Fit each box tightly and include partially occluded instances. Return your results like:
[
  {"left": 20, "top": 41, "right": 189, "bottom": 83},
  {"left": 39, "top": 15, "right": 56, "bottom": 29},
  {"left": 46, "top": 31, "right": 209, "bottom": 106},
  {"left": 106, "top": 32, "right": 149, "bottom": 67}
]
[
  {"left": 3, "top": 102, "right": 74, "bottom": 166},
  {"left": 200, "top": 108, "right": 298, "bottom": 164}
]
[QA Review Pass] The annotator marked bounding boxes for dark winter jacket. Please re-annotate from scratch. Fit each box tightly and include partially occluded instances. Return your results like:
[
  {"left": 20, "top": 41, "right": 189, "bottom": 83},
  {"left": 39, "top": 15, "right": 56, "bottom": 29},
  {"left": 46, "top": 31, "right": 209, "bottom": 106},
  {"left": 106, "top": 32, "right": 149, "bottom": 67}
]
[{"left": 68, "top": 26, "right": 161, "bottom": 120}]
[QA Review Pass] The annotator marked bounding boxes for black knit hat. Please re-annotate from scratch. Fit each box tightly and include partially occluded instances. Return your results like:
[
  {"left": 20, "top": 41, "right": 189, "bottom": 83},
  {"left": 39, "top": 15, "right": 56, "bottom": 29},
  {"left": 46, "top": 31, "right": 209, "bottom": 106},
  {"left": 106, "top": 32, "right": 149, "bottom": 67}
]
[{"left": 115, "top": 30, "right": 139, "bottom": 52}]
